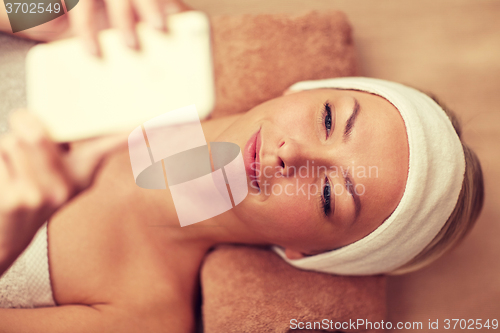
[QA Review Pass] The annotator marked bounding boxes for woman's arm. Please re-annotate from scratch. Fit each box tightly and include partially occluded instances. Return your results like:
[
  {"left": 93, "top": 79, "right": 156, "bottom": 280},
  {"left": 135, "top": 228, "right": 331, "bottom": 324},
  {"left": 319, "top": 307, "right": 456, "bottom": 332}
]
[
  {"left": 0, "top": 302, "right": 192, "bottom": 333},
  {"left": 0, "top": 111, "right": 127, "bottom": 276},
  {"left": 0, "top": 304, "right": 119, "bottom": 333}
]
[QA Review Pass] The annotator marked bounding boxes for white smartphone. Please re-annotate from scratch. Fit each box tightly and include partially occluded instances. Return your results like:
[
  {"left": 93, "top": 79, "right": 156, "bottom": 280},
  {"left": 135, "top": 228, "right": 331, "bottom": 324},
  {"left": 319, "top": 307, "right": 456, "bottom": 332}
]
[{"left": 26, "top": 11, "right": 214, "bottom": 142}]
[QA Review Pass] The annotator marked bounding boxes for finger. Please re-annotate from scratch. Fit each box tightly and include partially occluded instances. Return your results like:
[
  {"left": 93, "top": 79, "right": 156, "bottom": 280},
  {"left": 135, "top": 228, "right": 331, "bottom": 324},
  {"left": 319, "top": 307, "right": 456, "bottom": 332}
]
[
  {"left": 105, "top": 0, "right": 138, "bottom": 49},
  {"left": 1, "top": 137, "right": 59, "bottom": 210},
  {"left": 64, "top": 132, "right": 128, "bottom": 191},
  {"left": 9, "top": 111, "right": 50, "bottom": 145},
  {"left": 8, "top": 112, "right": 73, "bottom": 206},
  {"left": 68, "top": 0, "right": 101, "bottom": 56},
  {"left": 0, "top": 137, "right": 23, "bottom": 213},
  {"left": 165, "top": 0, "right": 191, "bottom": 13},
  {"left": 4, "top": 111, "right": 41, "bottom": 180},
  {"left": 0, "top": 139, "right": 15, "bottom": 180},
  {"left": 131, "top": 0, "right": 164, "bottom": 31},
  {"left": 162, "top": 1, "right": 191, "bottom": 33},
  {"left": 8, "top": 111, "right": 61, "bottom": 170},
  {"left": 0, "top": 151, "right": 9, "bottom": 179},
  {"left": 1, "top": 135, "right": 30, "bottom": 183}
]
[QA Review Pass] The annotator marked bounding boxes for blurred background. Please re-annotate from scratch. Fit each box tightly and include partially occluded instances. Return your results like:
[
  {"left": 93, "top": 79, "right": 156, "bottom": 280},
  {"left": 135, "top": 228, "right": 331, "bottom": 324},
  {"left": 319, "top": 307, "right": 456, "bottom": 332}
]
[{"left": 1, "top": 0, "right": 499, "bottom": 330}]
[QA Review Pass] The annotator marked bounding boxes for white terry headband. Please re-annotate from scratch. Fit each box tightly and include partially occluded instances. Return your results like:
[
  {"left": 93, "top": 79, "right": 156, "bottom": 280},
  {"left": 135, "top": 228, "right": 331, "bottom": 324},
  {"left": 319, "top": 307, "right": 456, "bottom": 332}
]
[{"left": 273, "top": 77, "right": 466, "bottom": 275}]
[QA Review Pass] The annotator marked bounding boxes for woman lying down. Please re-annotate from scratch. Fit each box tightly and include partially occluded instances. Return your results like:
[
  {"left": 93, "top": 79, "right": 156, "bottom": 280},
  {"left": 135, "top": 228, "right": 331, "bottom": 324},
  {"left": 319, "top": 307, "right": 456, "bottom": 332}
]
[
  {"left": 0, "top": 76, "right": 484, "bottom": 331},
  {"left": 0, "top": 4, "right": 484, "bottom": 333}
]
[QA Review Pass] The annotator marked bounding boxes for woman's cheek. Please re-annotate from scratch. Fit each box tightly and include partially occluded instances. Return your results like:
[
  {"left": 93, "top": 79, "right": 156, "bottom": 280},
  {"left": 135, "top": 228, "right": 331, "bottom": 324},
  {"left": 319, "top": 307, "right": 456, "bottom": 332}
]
[{"left": 266, "top": 191, "right": 318, "bottom": 236}]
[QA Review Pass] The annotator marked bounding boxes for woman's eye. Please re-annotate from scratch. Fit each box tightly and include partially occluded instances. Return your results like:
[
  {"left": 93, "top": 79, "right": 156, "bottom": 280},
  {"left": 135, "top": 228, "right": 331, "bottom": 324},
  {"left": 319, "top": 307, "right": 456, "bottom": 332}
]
[
  {"left": 322, "top": 177, "right": 331, "bottom": 216},
  {"left": 324, "top": 102, "right": 332, "bottom": 138}
]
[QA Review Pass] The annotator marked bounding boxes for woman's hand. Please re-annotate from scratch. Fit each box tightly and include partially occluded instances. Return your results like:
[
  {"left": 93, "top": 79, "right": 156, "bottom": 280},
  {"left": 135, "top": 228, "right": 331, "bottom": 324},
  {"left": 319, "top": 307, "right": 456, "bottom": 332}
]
[
  {"left": 70, "top": 0, "right": 192, "bottom": 56},
  {"left": 4, "top": 0, "right": 191, "bottom": 55},
  {"left": 0, "top": 111, "right": 127, "bottom": 276}
]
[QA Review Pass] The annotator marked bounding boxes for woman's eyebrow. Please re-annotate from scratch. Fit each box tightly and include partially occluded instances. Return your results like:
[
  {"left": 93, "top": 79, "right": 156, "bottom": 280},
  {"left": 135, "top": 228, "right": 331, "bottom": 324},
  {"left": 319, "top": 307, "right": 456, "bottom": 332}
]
[{"left": 343, "top": 98, "right": 361, "bottom": 142}]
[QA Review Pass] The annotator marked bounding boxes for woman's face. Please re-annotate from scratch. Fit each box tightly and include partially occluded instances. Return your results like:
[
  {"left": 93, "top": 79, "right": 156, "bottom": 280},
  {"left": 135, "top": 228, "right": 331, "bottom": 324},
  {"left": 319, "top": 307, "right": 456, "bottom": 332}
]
[{"left": 215, "top": 88, "right": 409, "bottom": 256}]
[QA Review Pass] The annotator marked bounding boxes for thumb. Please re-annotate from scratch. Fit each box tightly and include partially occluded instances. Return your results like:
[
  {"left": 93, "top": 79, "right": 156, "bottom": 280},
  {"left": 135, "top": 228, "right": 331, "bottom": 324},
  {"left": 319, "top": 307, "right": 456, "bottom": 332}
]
[{"left": 63, "top": 133, "right": 129, "bottom": 192}]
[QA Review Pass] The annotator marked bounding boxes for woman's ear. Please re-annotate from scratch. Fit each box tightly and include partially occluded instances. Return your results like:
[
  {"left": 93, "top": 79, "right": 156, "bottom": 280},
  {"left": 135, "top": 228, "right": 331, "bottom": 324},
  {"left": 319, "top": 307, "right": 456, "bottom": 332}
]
[{"left": 284, "top": 248, "right": 306, "bottom": 260}]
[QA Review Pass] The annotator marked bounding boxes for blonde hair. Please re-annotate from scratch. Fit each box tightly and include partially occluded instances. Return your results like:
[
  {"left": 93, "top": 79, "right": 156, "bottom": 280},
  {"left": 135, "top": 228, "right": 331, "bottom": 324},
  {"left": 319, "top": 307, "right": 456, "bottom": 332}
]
[{"left": 389, "top": 95, "right": 485, "bottom": 275}]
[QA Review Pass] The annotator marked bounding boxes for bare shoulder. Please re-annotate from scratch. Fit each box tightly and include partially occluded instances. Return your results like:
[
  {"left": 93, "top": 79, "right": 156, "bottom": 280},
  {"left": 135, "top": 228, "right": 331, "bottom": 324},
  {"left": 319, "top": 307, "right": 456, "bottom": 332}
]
[{"left": 47, "top": 147, "right": 184, "bottom": 305}]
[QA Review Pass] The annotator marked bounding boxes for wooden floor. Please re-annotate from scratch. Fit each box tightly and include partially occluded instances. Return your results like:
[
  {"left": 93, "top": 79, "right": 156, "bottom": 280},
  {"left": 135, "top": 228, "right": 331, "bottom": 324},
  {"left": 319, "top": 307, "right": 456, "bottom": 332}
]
[{"left": 187, "top": 0, "right": 500, "bottom": 330}]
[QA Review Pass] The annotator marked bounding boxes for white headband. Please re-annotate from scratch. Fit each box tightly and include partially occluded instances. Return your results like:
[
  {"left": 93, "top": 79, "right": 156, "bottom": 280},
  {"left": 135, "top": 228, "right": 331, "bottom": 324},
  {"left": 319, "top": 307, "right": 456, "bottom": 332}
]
[{"left": 273, "top": 77, "right": 465, "bottom": 275}]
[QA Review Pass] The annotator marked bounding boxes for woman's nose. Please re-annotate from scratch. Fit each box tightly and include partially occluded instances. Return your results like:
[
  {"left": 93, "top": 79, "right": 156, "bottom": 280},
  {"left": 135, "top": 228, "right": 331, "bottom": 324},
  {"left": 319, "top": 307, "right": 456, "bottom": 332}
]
[{"left": 277, "top": 138, "right": 319, "bottom": 177}]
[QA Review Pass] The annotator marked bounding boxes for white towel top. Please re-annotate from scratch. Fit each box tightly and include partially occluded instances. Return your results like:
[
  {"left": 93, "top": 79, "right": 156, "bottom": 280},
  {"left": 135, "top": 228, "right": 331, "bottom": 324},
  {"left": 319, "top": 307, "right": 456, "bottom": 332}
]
[
  {"left": 0, "top": 223, "right": 56, "bottom": 308},
  {"left": 273, "top": 77, "right": 465, "bottom": 275}
]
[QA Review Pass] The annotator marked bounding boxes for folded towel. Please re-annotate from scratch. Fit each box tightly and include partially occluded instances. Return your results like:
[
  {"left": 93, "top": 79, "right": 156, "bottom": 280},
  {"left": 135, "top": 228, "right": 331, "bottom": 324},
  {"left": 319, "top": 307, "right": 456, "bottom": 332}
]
[
  {"left": 209, "top": 10, "right": 358, "bottom": 118},
  {"left": 201, "top": 245, "right": 386, "bottom": 333},
  {"left": 200, "top": 11, "right": 384, "bottom": 332}
]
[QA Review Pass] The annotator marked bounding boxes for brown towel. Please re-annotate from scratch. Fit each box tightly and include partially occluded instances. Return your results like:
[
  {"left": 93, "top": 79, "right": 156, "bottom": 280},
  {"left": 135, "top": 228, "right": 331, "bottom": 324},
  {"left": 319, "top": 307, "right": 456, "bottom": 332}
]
[
  {"left": 201, "top": 245, "right": 386, "bottom": 333},
  {"left": 210, "top": 10, "right": 358, "bottom": 118},
  {"left": 201, "top": 11, "right": 384, "bottom": 333}
]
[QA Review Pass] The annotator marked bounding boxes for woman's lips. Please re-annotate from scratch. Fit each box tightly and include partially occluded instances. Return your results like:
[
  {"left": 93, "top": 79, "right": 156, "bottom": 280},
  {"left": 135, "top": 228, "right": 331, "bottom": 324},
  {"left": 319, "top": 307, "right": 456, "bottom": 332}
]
[
  {"left": 255, "top": 129, "right": 262, "bottom": 186},
  {"left": 243, "top": 128, "right": 262, "bottom": 190}
]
